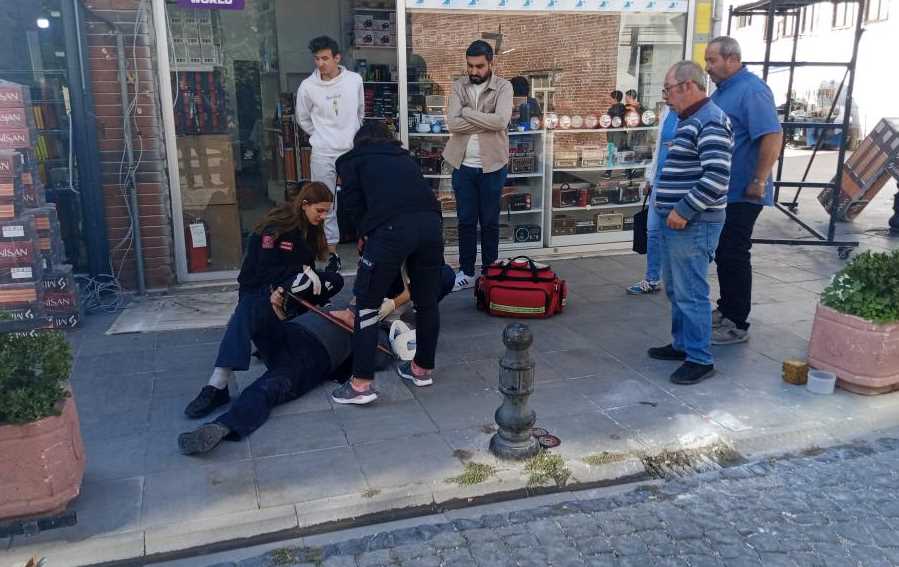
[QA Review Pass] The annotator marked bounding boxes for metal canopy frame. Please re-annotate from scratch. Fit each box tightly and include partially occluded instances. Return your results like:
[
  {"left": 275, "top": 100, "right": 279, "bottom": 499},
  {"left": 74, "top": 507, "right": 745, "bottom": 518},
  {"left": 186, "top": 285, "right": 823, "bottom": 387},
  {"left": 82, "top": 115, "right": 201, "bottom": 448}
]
[{"left": 726, "top": 0, "right": 865, "bottom": 257}]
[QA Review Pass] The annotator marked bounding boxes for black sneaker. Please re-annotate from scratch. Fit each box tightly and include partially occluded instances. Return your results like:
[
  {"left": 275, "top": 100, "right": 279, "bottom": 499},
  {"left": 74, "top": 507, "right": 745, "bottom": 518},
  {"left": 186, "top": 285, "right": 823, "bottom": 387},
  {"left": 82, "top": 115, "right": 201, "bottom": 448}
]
[
  {"left": 325, "top": 253, "right": 342, "bottom": 273},
  {"left": 647, "top": 344, "right": 687, "bottom": 361},
  {"left": 670, "top": 362, "right": 715, "bottom": 385},
  {"left": 178, "top": 422, "right": 230, "bottom": 455},
  {"left": 184, "top": 385, "right": 230, "bottom": 419},
  {"left": 331, "top": 381, "right": 378, "bottom": 405}
]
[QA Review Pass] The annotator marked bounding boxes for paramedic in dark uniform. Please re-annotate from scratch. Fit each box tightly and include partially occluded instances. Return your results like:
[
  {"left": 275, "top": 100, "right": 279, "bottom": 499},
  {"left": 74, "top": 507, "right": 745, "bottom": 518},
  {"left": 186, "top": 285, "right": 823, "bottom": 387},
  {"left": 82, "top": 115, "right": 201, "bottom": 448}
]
[
  {"left": 184, "top": 182, "right": 343, "bottom": 419},
  {"left": 333, "top": 121, "right": 444, "bottom": 405}
]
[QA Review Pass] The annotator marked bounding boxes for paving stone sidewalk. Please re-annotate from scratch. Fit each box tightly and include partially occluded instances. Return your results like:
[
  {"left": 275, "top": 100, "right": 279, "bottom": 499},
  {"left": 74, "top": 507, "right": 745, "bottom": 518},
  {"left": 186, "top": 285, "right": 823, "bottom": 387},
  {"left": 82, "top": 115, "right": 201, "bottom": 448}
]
[
  {"left": 206, "top": 435, "right": 899, "bottom": 567},
  {"left": 3, "top": 156, "right": 899, "bottom": 566}
]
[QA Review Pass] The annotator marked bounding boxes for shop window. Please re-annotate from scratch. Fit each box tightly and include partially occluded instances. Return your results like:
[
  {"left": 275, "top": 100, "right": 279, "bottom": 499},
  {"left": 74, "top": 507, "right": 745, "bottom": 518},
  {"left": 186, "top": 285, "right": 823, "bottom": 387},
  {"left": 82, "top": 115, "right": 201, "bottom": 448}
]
[
  {"left": 865, "top": 0, "right": 889, "bottom": 22},
  {"left": 166, "top": 0, "right": 404, "bottom": 275},
  {"left": 0, "top": 1, "right": 84, "bottom": 273},
  {"left": 404, "top": 9, "right": 686, "bottom": 251}
]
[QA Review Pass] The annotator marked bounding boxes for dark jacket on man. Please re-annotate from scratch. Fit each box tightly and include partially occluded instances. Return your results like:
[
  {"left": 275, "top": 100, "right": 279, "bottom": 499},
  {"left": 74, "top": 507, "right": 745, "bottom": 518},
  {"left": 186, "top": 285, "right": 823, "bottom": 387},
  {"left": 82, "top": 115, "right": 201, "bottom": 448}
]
[{"left": 336, "top": 142, "right": 441, "bottom": 238}]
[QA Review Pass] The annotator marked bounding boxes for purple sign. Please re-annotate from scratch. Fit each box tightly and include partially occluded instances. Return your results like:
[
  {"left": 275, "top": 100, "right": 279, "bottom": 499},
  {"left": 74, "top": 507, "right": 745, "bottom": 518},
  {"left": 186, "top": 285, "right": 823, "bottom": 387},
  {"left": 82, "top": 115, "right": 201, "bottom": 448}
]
[{"left": 176, "top": 0, "right": 245, "bottom": 9}]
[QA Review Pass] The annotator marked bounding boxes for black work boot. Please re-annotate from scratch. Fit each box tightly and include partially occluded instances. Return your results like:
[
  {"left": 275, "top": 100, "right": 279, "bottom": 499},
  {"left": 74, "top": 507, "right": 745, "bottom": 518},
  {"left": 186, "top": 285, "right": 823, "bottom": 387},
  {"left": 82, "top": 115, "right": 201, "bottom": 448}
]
[
  {"left": 184, "top": 385, "right": 230, "bottom": 419},
  {"left": 178, "top": 423, "right": 230, "bottom": 455},
  {"left": 648, "top": 344, "right": 687, "bottom": 361},
  {"left": 670, "top": 362, "right": 715, "bottom": 385}
]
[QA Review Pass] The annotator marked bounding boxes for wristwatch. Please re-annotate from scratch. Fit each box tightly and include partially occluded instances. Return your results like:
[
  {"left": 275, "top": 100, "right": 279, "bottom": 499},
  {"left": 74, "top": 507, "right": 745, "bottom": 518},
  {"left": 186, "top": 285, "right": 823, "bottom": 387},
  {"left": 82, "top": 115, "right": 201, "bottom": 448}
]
[{"left": 751, "top": 177, "right": 763, "bottom": 185}]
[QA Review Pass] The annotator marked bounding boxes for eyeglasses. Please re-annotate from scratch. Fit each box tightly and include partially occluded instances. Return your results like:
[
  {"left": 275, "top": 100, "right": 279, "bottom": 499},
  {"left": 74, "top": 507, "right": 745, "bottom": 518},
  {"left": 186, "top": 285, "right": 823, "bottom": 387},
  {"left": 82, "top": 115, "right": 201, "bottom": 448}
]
[{"left": 662, "top": 81, "right": 688, "bottom": 96}]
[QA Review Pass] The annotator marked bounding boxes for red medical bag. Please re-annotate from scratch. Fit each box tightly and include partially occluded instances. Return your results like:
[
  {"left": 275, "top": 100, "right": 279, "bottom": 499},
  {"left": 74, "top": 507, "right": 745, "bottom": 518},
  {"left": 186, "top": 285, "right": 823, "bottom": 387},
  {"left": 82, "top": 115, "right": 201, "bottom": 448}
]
[{"left": 475, "top": 256, "right": 567, "bottom": 319}]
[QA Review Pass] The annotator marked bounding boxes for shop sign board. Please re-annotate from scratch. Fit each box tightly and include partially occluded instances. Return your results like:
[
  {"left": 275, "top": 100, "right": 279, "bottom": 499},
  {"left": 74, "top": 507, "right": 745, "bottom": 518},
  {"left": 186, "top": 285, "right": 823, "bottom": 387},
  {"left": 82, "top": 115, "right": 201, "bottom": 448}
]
[
  {"left": 176, "top": 0, "right": 245, "bottom": 9},
  {"left": 409, "top": 0, "right": 687, "bottom": 11}
]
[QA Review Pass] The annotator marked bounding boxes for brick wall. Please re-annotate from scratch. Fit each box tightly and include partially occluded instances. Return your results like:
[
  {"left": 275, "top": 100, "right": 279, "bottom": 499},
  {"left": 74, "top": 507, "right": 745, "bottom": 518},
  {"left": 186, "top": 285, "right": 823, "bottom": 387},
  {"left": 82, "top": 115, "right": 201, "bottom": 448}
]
[
  {"left": 84, "top": 0, "right": 174, "bottom": 289},
  {"left": 411, "top": 13, "right": 620, "bottom": 115},
  {"left": 411, "top": 13, "right": 622, "bottom": 152}
]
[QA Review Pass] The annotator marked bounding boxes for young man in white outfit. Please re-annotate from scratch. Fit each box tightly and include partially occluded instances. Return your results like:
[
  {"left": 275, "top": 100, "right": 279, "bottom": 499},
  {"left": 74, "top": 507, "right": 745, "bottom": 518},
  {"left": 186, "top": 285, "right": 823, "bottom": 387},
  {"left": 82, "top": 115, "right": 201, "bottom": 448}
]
[{"left": 295, "top": 36, "right": 364, "bottom": 273}]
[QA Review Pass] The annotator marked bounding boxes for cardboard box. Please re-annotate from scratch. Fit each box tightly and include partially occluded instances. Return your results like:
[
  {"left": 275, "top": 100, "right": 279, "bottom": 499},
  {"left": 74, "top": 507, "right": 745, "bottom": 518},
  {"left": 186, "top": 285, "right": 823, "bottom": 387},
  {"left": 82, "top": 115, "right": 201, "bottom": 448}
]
[
  {"left": 183, "top": 203, "right": 243, "bottom": 272},
  {"left": 46, "top": 311, "right": 80, "bottom": 330},
  {"left": 0, "top": 108, "right": 31, "bottom": 130},
  {"left": 0, "top": 81, "right": 30, "bottom": 109},
  {"left": 0, "top": 129, "right": 32, "bottom": 150},
  {"left": 177, "top": 135, "right": 237, "bottom": 207},
  {"left": 0, "top": 304, "right": 48, "bottom": 333},
  {"left": 0, "top": 151, "right": 22, "bottom": 178}
]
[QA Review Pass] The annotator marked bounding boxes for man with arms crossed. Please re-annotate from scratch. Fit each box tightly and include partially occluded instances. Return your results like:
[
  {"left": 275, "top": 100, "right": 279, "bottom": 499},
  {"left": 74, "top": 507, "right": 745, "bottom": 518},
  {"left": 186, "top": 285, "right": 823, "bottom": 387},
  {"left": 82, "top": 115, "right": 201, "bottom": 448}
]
[
  {"left": 296, "top": 35, "right": 364, "bottom": 273},
  {"left": 443, "top": 40, "right": 513, "bottom": 292}
]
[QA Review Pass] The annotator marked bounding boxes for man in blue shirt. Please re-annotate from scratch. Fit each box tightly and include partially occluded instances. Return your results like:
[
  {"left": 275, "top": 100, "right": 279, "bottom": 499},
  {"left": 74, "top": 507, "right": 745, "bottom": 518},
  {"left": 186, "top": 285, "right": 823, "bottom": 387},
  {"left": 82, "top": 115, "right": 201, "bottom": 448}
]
[{"left": 706, "top": 37, "right": 783, "bottom": 345}]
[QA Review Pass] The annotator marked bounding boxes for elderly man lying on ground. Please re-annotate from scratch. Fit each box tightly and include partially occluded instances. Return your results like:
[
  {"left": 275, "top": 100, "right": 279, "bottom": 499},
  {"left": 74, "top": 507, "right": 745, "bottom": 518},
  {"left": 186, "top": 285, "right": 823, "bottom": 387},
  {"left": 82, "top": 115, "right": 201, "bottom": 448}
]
[
  {"left": 177, "top": 279, "right": 395, "bottom": 456},
  {"left": 178, "top": 265, "right": 456, "bottom": 455}
]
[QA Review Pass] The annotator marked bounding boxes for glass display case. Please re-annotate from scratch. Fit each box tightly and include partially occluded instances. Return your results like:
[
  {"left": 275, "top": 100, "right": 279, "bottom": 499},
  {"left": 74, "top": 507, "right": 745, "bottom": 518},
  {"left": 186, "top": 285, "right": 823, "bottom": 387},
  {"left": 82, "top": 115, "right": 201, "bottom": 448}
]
[
  {"left": 547, "top": 126, "right": 657, "bottom": 246},
  {"left": 408, "top": 130, "right": 546, "bottom": 253},
  {"left": 404, "top": 9, "right": 687, "bottom": 253}
]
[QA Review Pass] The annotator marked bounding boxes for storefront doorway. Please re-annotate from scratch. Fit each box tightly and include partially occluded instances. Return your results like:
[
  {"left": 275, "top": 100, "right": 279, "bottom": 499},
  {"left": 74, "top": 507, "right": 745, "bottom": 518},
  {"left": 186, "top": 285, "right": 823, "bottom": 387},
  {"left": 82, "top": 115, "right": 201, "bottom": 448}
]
[{"left": 158, "top": 0, "right": 689, "bottom": 282}]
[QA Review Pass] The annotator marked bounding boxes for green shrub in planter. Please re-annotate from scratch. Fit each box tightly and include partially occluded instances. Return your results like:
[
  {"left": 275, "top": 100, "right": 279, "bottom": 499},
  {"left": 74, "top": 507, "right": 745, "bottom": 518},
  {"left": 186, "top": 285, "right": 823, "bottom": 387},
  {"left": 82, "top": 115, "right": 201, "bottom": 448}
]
[
  {"left": 0, "top": 328, "right": 72, "bottom": 425},
  {"left": 821, "top": 250, "right": 899, "bottom": 324}
]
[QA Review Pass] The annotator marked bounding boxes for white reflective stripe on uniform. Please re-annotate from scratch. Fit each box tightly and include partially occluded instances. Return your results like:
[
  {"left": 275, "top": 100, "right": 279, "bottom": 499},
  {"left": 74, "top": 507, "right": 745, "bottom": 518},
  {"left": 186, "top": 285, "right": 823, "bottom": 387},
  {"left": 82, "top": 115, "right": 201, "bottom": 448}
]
[{"left": 358, "top": 308, "right": 380, "bottom": 329}]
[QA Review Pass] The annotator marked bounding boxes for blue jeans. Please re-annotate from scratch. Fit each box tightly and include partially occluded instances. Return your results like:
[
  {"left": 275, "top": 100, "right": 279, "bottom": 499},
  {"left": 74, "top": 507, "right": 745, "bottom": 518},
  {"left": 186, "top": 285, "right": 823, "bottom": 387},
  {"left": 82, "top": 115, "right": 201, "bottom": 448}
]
[
  {"left": 645, "top": 191, "right": 661, "bottom": 282},
  {"left": 658, "top": 213, "right": 723, "bottom": 366},
  {"left": 452, "top": 165, "right": 508, "bottom": 276}
]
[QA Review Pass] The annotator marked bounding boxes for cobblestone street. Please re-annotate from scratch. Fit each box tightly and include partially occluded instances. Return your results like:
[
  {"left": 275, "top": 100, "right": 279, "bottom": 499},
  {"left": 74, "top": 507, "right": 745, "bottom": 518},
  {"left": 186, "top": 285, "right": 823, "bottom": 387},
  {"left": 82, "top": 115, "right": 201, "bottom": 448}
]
[{"left": 203, "top": 437, "right": 899, "bottom": 567}]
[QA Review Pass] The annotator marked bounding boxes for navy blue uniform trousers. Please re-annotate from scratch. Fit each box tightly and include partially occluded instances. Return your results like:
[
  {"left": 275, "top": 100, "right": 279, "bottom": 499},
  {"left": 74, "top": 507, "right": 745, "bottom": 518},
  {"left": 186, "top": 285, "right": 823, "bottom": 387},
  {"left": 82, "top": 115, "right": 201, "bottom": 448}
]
[
  {"left": 215, "top": 326, "right": 331, "bottom": 439},
  {"left": 353, "top": 211, "right": 444, "bottom": 380}
]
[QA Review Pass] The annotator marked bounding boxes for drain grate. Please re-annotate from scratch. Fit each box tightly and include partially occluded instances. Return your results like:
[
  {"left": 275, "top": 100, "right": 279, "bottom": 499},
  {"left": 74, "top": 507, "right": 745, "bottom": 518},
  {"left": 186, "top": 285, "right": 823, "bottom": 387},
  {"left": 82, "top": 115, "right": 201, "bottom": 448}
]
[{"left": 640, "top": 443, "right": 744, "bottom": 479}]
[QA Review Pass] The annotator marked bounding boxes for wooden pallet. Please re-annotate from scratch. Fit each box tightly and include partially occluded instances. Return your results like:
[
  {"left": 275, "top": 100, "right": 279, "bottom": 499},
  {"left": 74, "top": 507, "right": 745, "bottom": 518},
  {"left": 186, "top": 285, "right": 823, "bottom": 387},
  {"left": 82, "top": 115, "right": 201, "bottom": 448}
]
[{"left": 818, "top": 117, "right": 899, "bottom": 221}]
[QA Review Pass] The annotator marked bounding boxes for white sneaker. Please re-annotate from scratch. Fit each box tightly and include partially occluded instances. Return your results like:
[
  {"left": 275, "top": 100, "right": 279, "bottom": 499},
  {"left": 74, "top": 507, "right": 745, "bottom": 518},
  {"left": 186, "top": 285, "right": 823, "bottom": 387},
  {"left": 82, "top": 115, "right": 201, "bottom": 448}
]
[
  {"left": 712, "top": 309, "right": 725, "bottom": 329},
  {"left": 451, "top": 270, "right": 475, "bottom": 292}
]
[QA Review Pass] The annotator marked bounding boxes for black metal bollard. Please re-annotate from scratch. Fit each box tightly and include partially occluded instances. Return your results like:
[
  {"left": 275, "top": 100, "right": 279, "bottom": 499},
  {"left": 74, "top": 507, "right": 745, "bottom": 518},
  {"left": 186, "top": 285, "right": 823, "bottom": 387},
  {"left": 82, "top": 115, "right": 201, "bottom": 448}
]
[
  {"left": 889, "top": 185, "right": 899, "bottom": 236},
  {"left": 489, "top": 323, "right": 540, "bottom": 460}
]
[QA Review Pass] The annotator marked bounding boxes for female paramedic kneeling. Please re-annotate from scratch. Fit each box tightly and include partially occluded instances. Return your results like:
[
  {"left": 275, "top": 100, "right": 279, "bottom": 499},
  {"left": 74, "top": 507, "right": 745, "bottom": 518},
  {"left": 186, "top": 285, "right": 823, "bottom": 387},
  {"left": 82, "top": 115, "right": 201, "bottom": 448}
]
[
  {"left": 333, "top": 122, "right": 445, "bottom": 405},
  {"left": 184, "top": 182, "right": 344, "bottom": 419}
]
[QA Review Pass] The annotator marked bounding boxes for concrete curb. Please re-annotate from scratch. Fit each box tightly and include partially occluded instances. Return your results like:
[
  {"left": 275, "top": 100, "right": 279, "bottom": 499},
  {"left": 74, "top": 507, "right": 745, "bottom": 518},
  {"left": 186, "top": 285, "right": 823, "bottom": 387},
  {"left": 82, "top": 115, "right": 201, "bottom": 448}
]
[{"left": 8, "top": 418, "right": 899, "bottom": 566}]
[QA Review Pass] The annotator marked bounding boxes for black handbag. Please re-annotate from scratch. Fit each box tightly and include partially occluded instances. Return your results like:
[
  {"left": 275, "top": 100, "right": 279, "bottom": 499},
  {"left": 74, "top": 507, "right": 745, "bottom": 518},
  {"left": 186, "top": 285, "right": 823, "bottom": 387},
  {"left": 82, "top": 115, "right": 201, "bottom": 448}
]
[{"left": 631, "top": 190, "right": 650, "bottom": 255}]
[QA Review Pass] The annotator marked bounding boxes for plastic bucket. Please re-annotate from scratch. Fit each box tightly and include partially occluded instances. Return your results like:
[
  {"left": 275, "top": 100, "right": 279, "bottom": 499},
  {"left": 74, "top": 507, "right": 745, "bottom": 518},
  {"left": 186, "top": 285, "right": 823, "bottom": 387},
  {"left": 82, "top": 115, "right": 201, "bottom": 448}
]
[{"left": 807, "top": 370, "right": 837, "bottom": 395}]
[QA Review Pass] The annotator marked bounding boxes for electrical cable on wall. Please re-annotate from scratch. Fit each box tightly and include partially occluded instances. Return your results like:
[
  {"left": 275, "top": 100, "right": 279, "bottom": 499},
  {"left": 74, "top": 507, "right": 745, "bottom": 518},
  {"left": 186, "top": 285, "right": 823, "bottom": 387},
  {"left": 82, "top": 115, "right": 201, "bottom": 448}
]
[{"left": 74, "top": 0, "right": 151, "bottom": 311}]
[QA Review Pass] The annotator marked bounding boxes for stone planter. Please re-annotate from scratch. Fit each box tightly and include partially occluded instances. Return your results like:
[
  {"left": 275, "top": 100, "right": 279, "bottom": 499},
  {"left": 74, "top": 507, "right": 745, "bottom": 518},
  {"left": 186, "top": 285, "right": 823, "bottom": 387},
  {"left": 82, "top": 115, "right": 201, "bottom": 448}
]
[
  {"left": 808, "top": 304, "right": 899, "bottom": 395},
  {"left": 0, "top": 395, "right": 85, "bottom": 520}
]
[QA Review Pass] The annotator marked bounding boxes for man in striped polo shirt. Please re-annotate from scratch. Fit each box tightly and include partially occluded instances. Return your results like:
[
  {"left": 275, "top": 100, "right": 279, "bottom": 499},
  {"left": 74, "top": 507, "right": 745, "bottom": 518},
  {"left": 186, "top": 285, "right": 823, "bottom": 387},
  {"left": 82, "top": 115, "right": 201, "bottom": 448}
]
[{"left": 648, "top": 61, "right": 734, "bottom": 385}]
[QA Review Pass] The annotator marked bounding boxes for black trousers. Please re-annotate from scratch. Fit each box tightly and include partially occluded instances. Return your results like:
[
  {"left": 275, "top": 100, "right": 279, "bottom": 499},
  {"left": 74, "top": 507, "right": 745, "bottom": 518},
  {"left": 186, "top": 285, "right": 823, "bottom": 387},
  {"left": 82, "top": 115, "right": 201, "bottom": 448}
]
[
  {"left": 215, "top": 328, "right": 331, "bottom": 439},
  {"left": 353, "top": 211, "right": 444, "bottom": 379},
  {"left": 715, "top": 202, "right": 763, "bottom": 330}
]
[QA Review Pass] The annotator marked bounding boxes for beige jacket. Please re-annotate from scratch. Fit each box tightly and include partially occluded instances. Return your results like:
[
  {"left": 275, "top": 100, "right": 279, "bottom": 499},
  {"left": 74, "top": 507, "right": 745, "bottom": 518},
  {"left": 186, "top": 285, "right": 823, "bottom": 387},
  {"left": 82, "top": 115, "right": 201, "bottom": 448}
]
[{"left": 442, "top": 73, "right": 513, "bottom": 173}]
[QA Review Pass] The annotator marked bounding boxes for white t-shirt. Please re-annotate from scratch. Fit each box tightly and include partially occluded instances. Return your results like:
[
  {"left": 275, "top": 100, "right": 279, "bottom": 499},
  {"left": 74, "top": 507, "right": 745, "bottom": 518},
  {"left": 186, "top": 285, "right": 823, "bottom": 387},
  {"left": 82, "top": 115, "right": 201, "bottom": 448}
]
[{"left": 462, "top": 82, "right": 487, "bottom": 168}]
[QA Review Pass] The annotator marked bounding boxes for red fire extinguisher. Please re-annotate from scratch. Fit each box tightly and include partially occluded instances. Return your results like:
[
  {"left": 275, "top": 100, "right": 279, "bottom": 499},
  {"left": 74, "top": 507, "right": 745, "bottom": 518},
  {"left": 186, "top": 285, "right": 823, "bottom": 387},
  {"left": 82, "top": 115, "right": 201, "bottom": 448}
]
[{"left": 184, "top": 216, "right": 210, "bottom": 272}]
